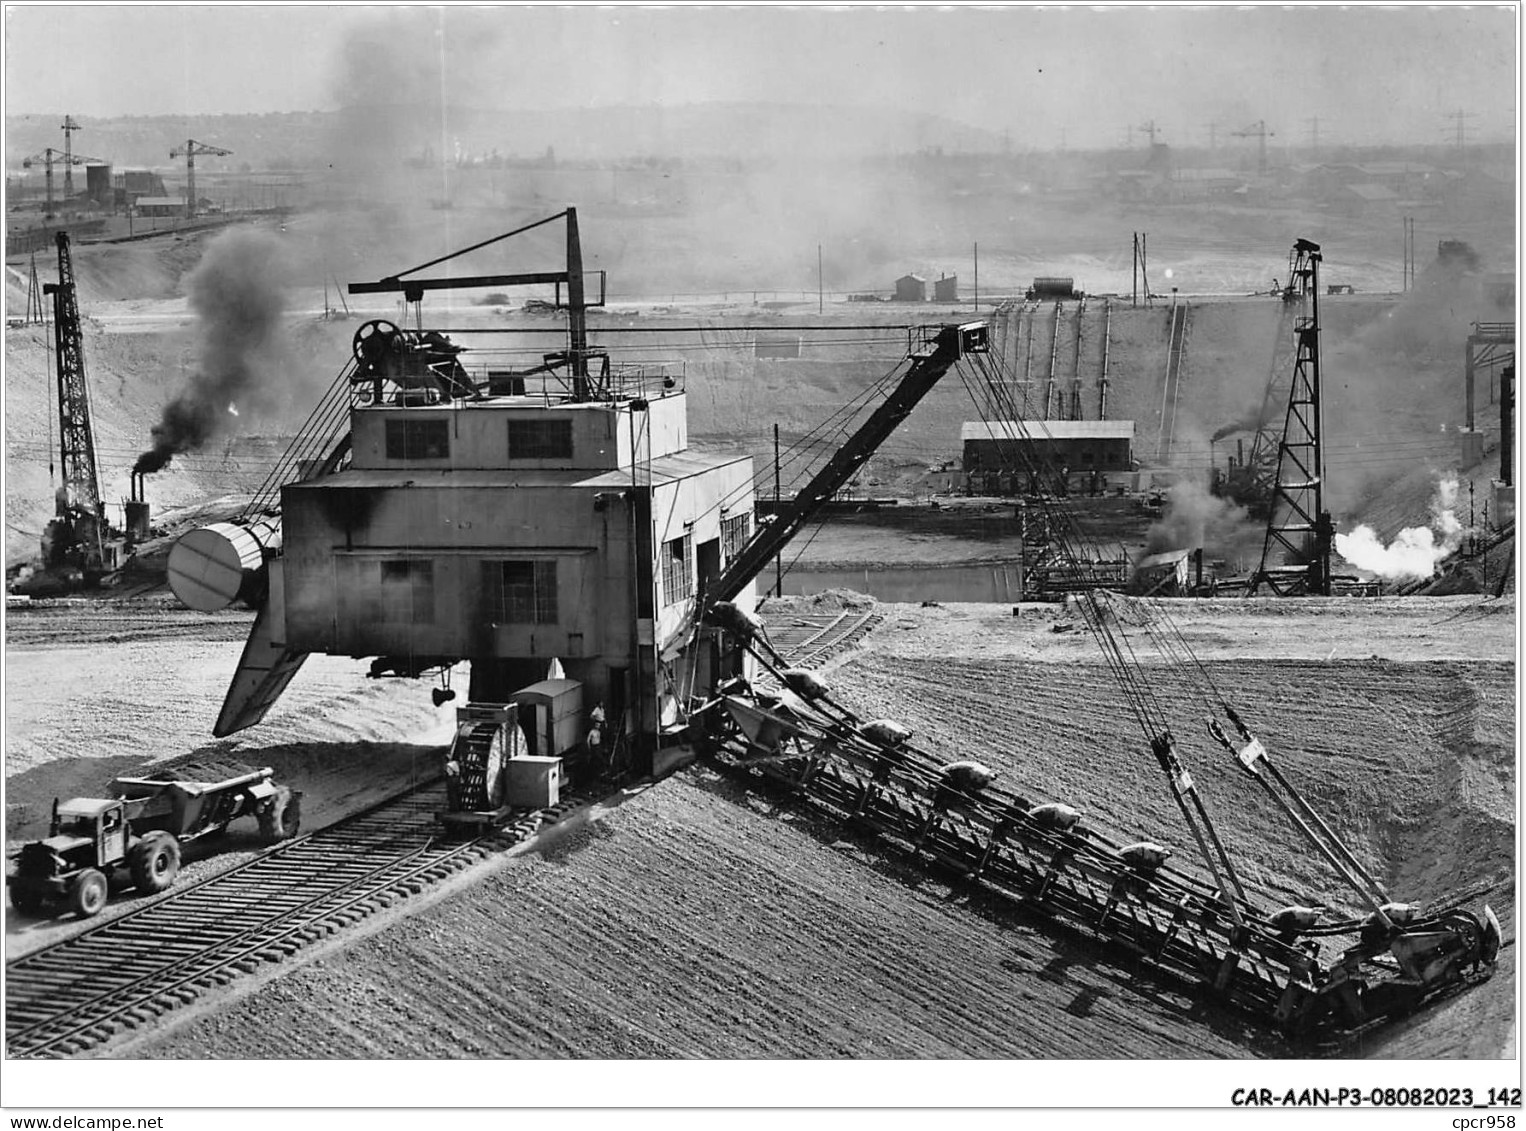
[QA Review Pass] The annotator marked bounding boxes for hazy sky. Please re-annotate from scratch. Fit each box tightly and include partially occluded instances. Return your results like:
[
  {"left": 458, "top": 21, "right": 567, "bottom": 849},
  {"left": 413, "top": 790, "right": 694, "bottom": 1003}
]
[{"left": 3, "top": 4, "right": 1518, "bottom": 149}]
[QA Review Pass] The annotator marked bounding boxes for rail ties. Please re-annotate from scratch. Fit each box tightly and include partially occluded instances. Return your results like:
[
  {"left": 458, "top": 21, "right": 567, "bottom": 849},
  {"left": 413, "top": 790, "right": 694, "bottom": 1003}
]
[
  {"left": 4, "top": 779, "right": 598, "bottom": 1059},
  {"left": 757, "top": 609, "right": 882, "bottom": 679}
]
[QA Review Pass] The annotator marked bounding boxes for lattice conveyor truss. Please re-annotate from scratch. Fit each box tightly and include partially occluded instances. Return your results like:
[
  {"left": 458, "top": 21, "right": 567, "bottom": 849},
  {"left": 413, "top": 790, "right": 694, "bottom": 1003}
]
[{"left": 691, "top": 607, "right": 1500, "bottom": 1043}]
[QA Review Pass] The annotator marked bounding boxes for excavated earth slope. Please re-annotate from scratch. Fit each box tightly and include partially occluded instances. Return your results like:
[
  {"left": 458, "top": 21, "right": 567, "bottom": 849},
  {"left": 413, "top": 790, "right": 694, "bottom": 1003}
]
[{"left": 5, "top": 595, "right": 1510, "bottom": 1060}]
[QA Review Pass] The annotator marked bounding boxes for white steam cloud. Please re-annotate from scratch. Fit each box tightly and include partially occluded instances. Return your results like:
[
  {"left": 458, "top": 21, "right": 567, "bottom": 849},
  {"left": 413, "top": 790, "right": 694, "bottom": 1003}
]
[{"left": 1335, "top": 476, "right": 1469, "bottom": 581}]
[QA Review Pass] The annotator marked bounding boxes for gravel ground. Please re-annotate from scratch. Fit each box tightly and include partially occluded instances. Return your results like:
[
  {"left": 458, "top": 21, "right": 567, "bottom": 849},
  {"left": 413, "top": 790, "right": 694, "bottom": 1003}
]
[{"left": 4, "top": 593, "right": 1507, "bottom": 1061}]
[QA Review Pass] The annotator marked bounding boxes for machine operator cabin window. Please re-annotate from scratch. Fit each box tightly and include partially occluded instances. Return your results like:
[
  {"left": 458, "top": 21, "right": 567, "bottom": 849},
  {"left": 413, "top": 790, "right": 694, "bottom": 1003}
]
[
  {"left": 508, "top": 419, "right": 573, "bottom": 460},
  {"left": 486, "top": 560, "right": 558, "bottom": 624},
  {"left": 720, "top": 512, "right": 752, "bottom": 562},
  {"left": 661, "top": 533, "right": 693, "bottom": 606},
  {"left": 385, "top": 419, "right": 450, "bottom": 460}
]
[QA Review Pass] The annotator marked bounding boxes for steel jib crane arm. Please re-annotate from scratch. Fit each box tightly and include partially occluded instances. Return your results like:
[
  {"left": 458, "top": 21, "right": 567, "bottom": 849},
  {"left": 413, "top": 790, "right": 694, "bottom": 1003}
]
[{"left": 704, "top": 321, "right": 988, "bottom": 614}]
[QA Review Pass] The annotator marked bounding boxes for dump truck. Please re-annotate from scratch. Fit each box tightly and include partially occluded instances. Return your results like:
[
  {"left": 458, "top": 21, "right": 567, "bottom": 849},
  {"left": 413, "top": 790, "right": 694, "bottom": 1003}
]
[{"left": 7, "top": 764, "right": 300, "bottom": 919}]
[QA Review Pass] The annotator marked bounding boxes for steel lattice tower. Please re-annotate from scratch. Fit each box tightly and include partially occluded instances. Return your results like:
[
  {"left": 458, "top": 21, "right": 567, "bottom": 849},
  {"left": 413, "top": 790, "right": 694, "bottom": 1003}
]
[{"left": 1250, "top": 239, "right": 1333, "bottom": 596}]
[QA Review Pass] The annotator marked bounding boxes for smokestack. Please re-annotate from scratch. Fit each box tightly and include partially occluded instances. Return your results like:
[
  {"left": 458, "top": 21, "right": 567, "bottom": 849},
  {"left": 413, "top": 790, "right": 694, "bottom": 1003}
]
[{"left": 124, "top": 471, "right": 151, "bottom": 544}]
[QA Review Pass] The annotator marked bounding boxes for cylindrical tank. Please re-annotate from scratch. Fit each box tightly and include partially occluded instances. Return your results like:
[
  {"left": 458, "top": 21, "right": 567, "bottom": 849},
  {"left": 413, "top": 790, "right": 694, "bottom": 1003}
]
[
  {"left": 85, "top": 164, "right": 112, "bottom": 206},
  {"left": 167, "top": 518, "right": 281, "bottom": 611}
]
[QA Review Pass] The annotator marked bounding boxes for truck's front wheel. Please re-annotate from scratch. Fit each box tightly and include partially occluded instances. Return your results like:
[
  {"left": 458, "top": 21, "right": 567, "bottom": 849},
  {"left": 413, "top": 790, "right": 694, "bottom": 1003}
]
[
  {"left": 128, "top": 832, "right": 181, "bottom": 894},
  {"left": 67, "top": 869, "right": 109, "bottom": 919}
]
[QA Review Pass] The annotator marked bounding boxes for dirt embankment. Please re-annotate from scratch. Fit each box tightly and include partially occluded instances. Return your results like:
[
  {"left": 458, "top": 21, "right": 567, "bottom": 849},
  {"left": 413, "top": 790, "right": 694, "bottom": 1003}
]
[{"left": 5, "top": 594, "right": 1502, "bottom": 1061}]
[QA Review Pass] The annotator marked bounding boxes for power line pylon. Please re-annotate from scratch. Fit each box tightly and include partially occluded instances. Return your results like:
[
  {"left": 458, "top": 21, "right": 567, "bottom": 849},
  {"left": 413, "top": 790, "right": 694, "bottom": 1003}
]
[{"left": 25, "top": 252, "right": 46, "bottom": 325}]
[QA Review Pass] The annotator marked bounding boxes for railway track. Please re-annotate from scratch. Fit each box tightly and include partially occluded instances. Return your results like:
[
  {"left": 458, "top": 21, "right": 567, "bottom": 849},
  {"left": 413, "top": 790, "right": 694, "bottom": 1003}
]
[
  {"left": 757, "top": 608, "right": 881, "bottom": 674},
  {"left": 5, "top": 778, "right": 601, "bottom": 1059},
  {"left": 4, "top": 613, "right": 881, "bottom": 1060}
]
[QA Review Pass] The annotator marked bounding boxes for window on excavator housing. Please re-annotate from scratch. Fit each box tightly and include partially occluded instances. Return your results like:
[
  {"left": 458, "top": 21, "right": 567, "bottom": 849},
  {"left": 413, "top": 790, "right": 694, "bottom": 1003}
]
[
  {"left": 379, "top": 559, "right": 436, "bottom": 624},
  {"left": 661, "top": 534, "right": 693, "bottom": 606},
  {"left": 720, "top": 512, "right": 752, "bottom": 562},
  {"left": 385, "top": 419, "right": 450, "bottom": 460},
  {"left": 508, "top": 419, "right": 573, "bottom": 460},
  {"left": 487, "top": 560, "right": 559, "bottom": 625}
]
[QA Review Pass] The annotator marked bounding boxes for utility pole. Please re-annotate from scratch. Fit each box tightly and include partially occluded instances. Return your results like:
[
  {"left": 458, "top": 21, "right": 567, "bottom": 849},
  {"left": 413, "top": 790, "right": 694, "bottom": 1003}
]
[
  {"left": 773, "top": 424, "right": 783, "bottom": 598},
  {"left": 1402, "top": 216, "right": 1416, "bottom": 291},
  {"left": 1132, "top": 232, "right": 1150, "bottom": 308},
  {"left": 817, "top": 244, "right": 823, "bottom": 314},
  {"left": 973, "top": 242, "right": 979, "bottom": 311}
]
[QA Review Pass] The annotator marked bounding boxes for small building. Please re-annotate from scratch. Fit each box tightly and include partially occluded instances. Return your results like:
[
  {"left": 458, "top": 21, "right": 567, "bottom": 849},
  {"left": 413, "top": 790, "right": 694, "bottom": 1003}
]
[
  {"left": 1337, "top": 183, "right": 1399, "bottom": 213},
  {"left": 1130, "top": 547, "right": 1193, "bottom": 596},
  {"left": 961, "top": 420, "right": 1135, "bottom": 496},
  {"left": 134, "top": 195, "right": 184, "bottom": 217},
  {"left": 933, "top": 273, "right": 958, "bottom": 302},
  {"left": 117, "top": 170, "right": 169, "bottom": 200},
  {"left": 894, "top": 274, "right": 927, "bottom": 302},
  {"left": 1166, "top": 167, "right": 1244, "bottom": 201}
]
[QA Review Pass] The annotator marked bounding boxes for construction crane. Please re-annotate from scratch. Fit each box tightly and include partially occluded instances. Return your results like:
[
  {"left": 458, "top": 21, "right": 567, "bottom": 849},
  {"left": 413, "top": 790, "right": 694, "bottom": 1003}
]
[
  {"left": 169, "top": 139, "right": 233, "bottom": 219},
  {"left": 1232, "top": 119, "right": 1274, "bottom": 175},
  {"left": 60, "top": 115, "right": 84, "bottom": 198},
  {"left": 35, "top": 232, "right": 114, "bottom": 586},
  {"left": 21, "top": 147, "right": 105, "bottom": 218}
]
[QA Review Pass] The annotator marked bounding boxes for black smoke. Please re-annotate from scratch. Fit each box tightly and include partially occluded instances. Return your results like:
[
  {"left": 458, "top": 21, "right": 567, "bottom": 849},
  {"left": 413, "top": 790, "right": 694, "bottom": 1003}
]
[{"left": 135, "top": 229, "right": 292, "bottom": 474}]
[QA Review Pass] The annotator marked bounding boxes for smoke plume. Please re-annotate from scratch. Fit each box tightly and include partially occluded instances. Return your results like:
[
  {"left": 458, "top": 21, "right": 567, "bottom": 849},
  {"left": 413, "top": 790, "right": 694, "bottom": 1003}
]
[
  {"left": 1144, "top": 479, "right": 1258, "bottom": 558},
  {"left": 1334, "top": 476, "right": 1469, "bottom": 581},
  {"left": 135, "top": 229, "right": 292, "bottom": 474}
]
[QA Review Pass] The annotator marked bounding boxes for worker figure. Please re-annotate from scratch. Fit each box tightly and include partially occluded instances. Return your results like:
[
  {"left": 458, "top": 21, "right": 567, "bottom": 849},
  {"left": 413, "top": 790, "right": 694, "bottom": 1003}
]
[
  {"left": 1058, "top": 464, "right": 1070, "bottom": 497},
  {"left": 443, "top": 757, "right": 462, "bottom": 811},
  {"left": 587, "top": 704, "right": 605, "bottom": 756}
]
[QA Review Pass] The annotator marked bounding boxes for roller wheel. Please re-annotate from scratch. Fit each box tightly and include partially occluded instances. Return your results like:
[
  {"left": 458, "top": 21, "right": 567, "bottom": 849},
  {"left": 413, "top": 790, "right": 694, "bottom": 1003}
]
[
  {"left": 128, "top": 832, "right": 182, "bottom": 894},
  {"left": 67, "top": 869, "right": 109, "bottom": 920},
  {"left": 454, "top": 723, "right": 507, "bottom": 811},
  {"left": 353, "top": 319, "right": 403, "bottom": 369},
  {"left": 8, "top": 883, "right": 45, "bottom": 915},
  {"left": 258, "top": 786, "right": 301, "bottom": 843}
]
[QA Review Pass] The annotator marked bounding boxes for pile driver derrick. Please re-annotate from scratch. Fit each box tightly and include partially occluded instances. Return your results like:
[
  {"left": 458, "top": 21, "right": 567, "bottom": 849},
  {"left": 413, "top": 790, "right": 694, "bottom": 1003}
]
[
  {"left": 169, "top": 139, "right": 233, "bottom": 219},
  {"left": 1212, "top": 244, "right": 1315, "bottom": 517},
  {"left": 1249, "top": 238, "right": 1334, "bottom": 596},
  {"left": 41, "top": 231, "right": 109, "bottom": 580}
]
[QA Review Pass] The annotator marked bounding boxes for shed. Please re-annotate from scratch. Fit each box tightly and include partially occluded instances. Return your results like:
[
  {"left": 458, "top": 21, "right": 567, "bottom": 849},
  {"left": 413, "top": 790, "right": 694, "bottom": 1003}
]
[
  {"left": 1130, "top": 548, "right": 1193, "bottom": 596},
  {"left": 894, "top": 274, "right": 927, "bottom": 302},
  {"left": 934, "top": 274, "right": 959, "bottom": 302},
  {"left": 962, "top": 420, "right": 1134, "bottom": 479},
  {"left": 134, "top": 196, "right": 184, "bottom": 217}
]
